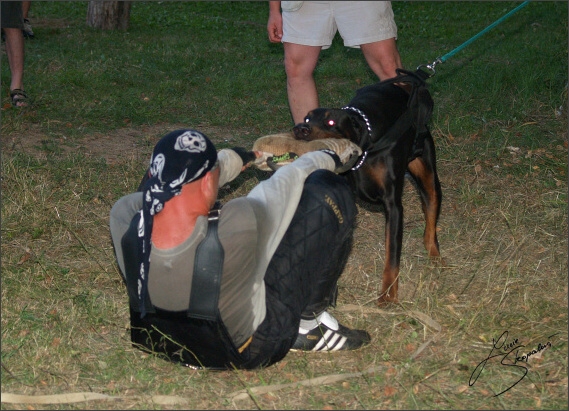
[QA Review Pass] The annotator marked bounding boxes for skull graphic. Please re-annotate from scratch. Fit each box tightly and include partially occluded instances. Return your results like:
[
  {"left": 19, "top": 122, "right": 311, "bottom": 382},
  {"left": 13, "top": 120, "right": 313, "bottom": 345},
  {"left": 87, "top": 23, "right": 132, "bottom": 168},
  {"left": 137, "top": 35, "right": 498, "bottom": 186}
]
[
  {"left": 150, "top": 153, "right": 165, "bottom": 182},
  {"left": 175, "top": 131, "right": 207, "bottom": 153}
]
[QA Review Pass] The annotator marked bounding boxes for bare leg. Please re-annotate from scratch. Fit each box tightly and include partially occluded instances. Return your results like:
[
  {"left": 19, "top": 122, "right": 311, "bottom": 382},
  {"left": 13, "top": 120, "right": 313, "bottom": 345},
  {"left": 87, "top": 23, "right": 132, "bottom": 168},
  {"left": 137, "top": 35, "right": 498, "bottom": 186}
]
[
  {"left": 360, "top": 38, "right": 402, "bottom": 81},
  {"left": 22, "top": 1, "right": 31, "bottom": 19},
  {"left": 4, "top": 28, "right": 25, "bottom": 93},
  {"left": 283, "top": 42, "right": 321, "bottom": 124}
]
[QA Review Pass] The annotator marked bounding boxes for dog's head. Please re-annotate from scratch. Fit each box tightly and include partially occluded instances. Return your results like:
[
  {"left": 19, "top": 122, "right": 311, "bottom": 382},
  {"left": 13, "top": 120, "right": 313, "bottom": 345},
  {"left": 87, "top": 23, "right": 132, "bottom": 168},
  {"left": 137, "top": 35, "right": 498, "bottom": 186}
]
[{"left": 293, "top": 108, "right": 365, "bottom": 143}]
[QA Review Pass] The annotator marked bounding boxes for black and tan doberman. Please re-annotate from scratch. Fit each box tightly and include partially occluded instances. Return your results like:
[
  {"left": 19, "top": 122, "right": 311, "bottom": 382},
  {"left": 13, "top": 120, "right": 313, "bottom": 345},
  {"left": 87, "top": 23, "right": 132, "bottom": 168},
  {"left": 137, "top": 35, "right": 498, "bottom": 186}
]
[{"left": 293, "top": 69, "right": 442, "bottom": 305}]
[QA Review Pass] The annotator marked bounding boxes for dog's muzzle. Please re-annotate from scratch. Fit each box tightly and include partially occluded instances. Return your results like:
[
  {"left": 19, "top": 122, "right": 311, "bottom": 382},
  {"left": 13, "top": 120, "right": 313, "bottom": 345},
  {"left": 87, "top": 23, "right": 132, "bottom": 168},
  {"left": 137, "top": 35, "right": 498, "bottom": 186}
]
[{"left": 293, "top": 123, "right": 311, "bottom": 140}]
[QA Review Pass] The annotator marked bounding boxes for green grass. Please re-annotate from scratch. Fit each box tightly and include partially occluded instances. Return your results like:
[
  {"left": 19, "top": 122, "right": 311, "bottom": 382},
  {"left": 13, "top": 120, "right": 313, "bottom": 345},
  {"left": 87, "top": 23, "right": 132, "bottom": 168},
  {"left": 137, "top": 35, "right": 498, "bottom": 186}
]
[{"left": 2, "top": 1, "right": 567, "bottom": 410}]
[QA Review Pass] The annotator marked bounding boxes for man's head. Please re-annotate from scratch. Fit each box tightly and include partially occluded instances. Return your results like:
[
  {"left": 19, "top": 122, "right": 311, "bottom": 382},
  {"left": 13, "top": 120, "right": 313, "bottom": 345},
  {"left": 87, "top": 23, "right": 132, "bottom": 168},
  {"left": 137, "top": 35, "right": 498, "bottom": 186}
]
[
  {"left": 149, "top": 129, "right": 217, "bottom": 189},
  {"left": 143, "top": 129, "right": 218, "bottom": 215}
]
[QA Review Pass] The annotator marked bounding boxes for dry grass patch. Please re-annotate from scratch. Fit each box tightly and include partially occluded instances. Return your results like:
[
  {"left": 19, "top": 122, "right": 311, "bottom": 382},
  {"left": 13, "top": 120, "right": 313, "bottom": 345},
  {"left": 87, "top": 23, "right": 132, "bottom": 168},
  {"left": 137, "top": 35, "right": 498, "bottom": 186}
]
[{"left": 1, "top": 123, "right": 567, "bottom": 410}]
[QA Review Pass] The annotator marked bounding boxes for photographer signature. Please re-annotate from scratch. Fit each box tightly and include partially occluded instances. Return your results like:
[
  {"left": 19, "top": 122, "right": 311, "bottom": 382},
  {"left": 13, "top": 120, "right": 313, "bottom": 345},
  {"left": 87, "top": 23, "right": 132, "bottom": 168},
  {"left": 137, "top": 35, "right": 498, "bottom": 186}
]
[{"left": 469, "top": 331, "right": 559, "bottom": 396}]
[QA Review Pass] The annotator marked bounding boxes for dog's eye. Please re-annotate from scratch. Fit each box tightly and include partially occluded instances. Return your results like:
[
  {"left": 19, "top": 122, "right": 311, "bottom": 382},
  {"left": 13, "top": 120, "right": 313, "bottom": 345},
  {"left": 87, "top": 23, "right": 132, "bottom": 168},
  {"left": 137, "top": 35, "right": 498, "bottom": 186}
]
[{"left": 327, "top": 119, "right": 336, "bottom": 127}]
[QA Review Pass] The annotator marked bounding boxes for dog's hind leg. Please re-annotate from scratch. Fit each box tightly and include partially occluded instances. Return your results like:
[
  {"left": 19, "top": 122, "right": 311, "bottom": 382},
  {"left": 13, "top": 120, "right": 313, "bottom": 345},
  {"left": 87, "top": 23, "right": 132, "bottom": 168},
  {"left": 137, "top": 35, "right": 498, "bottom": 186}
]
[{"left": 407, "top": 138, "right": 442, "bottom": 258}]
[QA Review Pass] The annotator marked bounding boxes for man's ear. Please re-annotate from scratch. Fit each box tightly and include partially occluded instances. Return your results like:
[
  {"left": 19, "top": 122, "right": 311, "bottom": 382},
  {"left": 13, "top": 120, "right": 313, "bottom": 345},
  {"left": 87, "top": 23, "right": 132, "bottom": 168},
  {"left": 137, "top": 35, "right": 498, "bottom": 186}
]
[{"left": 200, "top": 170, "right": 218, "bottom": 200}]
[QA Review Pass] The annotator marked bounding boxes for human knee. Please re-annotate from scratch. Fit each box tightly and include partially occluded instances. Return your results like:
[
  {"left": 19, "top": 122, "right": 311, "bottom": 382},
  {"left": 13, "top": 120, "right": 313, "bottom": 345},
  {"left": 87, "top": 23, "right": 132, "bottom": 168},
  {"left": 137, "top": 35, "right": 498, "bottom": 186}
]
[
  {"left": 283, "top": 45, "right": 318, "bottom": 79},
  {"left": 284, "top": 58, "right": 313, "bottom": 81},
  {"left": 361, "top": 39, "right": 402, "bottom": 79}
]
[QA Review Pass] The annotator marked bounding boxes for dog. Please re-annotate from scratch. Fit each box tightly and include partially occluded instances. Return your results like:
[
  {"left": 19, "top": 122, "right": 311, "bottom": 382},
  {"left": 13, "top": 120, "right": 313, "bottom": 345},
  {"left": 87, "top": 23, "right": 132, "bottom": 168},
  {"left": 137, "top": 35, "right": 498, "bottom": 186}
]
[{"left": 292, "top": 69, "right": 442, "bottom": 305}]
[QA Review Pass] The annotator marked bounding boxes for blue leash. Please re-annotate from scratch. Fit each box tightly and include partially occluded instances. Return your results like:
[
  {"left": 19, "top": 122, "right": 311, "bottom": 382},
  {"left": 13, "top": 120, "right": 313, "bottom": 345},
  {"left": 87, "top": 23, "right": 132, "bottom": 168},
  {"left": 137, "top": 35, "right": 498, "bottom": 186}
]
[{"left": 418, "top": 1, "right": 530, "bottom": 77}]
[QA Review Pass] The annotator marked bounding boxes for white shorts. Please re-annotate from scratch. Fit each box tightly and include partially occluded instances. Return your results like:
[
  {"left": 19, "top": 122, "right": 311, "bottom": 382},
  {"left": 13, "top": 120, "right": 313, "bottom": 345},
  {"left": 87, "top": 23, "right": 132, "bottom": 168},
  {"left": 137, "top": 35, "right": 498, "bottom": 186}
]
[{"left": 281, "top": 1, "right": 398, "bottom": 50}]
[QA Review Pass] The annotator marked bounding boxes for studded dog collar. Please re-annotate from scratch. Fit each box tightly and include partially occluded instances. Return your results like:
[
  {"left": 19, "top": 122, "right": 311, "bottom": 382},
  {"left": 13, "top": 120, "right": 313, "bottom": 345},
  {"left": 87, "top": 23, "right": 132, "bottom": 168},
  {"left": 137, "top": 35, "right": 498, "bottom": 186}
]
[{"left": 342, "top": 106, "right": 371, "bottom": 170}]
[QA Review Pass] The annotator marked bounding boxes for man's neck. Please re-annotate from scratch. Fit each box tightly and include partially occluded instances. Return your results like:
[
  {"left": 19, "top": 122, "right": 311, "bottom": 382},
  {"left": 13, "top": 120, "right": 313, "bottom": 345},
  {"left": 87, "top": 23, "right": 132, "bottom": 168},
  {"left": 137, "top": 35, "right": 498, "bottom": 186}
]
[
  {"left": 151, "top": 172, "right": 218, "bottom": 249},
  {"left": 151, "top": 193, "right": 210, "bottom": 249}
]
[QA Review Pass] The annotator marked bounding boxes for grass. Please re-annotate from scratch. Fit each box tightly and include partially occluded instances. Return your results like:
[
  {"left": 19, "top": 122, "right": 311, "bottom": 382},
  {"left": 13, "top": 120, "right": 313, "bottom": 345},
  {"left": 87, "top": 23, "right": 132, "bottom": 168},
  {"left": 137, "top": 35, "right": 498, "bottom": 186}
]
[{"left": 1, "top": 1, "right": 568, "bottom": 410}]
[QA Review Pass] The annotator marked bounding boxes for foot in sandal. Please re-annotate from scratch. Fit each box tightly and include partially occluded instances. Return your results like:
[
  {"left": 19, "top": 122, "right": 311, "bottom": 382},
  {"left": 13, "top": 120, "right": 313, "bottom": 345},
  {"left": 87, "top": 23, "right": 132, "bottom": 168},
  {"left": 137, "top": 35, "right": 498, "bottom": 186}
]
[{"left": 10, "top": 89, "right": 29, "bottom": 108}]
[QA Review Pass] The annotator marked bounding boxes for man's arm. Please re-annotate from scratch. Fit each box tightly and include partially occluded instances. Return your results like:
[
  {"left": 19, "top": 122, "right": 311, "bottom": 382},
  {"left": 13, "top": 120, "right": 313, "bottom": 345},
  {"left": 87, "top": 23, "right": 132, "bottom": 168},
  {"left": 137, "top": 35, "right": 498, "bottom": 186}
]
[
  {"left": 109, "top": 192, "right": 143, "bottom": 278},
  {"left": 246, "top": 151, "right": 336, "bottom": 266}
]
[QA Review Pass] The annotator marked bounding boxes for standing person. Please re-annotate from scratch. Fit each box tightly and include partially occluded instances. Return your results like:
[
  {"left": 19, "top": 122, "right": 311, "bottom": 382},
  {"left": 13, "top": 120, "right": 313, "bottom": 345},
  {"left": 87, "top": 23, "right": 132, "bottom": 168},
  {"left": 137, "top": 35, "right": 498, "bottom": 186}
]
[
  {"left": 1, "top": 1, "right": 28, "bottom": 107},
  {"left": 22, "top": 1, "right": 34, "bottom": 39},
  {"left": 110, "top": 129, "right": 370, "bottom": 370},
  {"left": 267, "top": 1, "right": 403, "bottom": 124}
]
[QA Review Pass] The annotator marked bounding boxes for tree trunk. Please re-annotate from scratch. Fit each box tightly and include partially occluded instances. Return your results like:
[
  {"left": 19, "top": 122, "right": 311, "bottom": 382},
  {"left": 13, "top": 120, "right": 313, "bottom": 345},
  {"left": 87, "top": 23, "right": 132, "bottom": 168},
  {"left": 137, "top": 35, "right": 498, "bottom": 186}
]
[{"left": 86, "top": 1, "right": 131, "bottom": 30}]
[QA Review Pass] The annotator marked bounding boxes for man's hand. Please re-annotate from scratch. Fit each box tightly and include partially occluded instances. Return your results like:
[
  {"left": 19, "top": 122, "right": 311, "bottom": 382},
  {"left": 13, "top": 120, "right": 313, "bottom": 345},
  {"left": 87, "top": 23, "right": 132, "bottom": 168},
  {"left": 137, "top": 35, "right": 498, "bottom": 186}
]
[
  {"left": 267, "top": 1, "right": 283, "bottom": 42},
  {"left": 319, "top": 149, "right": 343, "bottom": 169},
  {"left": 231, "top": 147, "right": 262, "bottom": 171},
  {"left": 319, "top": 148, "right": 360, "bottom": 174}
]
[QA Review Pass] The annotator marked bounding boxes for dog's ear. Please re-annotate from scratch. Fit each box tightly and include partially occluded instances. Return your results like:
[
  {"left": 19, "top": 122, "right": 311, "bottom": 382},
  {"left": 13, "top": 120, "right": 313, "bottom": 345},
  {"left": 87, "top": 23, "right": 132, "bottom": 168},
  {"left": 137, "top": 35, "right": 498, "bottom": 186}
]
[
  {"left": 334, "top": 115, "right": 360, "bottom": 141},
  {"left": 350, "top": 116, "right": 363, "bottom": 133}
]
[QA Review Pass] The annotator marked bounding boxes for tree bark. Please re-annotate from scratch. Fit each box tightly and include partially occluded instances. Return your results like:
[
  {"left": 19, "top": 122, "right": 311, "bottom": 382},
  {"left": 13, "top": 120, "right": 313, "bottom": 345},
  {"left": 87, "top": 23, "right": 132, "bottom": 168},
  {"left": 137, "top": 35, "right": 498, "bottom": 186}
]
[{"left": 86, "top": 1, "right": 131, "bottom": 30}]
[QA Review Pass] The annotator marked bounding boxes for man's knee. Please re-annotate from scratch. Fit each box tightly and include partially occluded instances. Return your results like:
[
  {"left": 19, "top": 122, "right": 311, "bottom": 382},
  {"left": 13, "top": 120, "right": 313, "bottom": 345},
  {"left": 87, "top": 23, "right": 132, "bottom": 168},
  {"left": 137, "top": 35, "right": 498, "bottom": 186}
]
[
  {"left": 283, "top": 44, "right": 319, "bottom": 77},
  {"left": 361, "top": 38, "right": 402, "bottom": 80}
]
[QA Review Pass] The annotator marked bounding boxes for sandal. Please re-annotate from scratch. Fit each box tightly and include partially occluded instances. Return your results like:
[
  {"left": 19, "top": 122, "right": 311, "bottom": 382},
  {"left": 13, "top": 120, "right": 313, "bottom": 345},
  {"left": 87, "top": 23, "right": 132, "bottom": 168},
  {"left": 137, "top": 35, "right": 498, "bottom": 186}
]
[
  {"left": 23, "top": 19, "right": 35, "bottom": 39},
  {"left": 10, "top": 89, "right": 28, "bottom": 108}
]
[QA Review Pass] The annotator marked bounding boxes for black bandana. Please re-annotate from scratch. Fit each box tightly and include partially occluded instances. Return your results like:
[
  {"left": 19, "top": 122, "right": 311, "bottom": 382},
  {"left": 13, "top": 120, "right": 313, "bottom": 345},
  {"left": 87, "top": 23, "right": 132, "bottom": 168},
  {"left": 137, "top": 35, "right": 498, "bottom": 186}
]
[{"left": 137, "top": 129, "right": 218, "bottom": 317}]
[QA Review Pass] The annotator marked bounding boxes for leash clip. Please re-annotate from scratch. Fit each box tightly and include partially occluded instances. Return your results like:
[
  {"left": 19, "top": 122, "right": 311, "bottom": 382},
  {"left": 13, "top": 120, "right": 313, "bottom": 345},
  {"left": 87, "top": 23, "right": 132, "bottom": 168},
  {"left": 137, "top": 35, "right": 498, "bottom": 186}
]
[{"left": 417, "top": 57, "right": 442, "bottom": 78}]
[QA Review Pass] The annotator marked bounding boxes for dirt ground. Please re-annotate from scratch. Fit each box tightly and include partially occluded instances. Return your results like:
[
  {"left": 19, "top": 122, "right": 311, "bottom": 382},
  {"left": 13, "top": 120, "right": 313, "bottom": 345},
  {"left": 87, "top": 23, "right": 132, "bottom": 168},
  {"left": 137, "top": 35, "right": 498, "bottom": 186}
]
[
  {"left": 1, "top": 122, "right": 567, "bottom": 409},
  {"left": 2, "top": 123, "right": 238, "bottom": 165}
]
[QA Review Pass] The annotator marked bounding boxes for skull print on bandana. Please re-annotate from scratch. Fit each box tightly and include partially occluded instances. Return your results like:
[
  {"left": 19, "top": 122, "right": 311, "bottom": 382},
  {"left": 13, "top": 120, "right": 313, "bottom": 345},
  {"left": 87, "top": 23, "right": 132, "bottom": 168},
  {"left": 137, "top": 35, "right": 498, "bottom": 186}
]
[{"left": 175, "top": 130, "right": 208, "bottom": 153}]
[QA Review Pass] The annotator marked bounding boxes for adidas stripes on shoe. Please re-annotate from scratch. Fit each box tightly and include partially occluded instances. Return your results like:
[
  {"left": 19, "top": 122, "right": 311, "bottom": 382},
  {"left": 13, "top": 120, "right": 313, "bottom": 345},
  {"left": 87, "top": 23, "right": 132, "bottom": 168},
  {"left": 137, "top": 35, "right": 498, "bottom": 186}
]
[{"left": 291, "top": 311, "right": 371, "bottom": 352}]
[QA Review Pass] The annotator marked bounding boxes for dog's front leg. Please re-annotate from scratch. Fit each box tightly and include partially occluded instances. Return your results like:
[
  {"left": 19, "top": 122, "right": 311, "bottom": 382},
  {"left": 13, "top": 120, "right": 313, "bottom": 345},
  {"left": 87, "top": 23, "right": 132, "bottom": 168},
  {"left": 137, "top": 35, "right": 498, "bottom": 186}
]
[{"left": 377, "top": 187, "right": 404, "bottom": 306}]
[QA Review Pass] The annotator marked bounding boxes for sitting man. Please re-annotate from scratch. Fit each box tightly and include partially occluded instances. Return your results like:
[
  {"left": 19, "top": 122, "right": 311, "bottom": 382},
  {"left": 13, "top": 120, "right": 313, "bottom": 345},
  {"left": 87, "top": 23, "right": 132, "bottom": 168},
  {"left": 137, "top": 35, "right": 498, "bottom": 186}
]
[{"left": 109, "top": 129, "right": 370, "bottom": 370}]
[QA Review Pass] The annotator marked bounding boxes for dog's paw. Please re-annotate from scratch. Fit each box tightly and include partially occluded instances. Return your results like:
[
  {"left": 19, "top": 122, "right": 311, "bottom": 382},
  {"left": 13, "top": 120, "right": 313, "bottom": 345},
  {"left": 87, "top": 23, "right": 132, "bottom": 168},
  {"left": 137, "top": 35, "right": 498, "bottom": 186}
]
[
  {"left": 376, "top": 294, "right": 399, "bottom": 307},
  {"left": 429, "top": 255, "right": 446, "bottom": 267}
]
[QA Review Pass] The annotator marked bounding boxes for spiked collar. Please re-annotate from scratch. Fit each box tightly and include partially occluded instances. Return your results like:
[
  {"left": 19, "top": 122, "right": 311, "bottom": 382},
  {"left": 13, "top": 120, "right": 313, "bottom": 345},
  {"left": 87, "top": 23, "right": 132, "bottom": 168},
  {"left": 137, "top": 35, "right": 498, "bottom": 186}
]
[
  {"left": 342, "top": 106, "right": 371, "bottom": 170},
  {"left": 342, "top": 106, "right": 373, "bottom": 138}
]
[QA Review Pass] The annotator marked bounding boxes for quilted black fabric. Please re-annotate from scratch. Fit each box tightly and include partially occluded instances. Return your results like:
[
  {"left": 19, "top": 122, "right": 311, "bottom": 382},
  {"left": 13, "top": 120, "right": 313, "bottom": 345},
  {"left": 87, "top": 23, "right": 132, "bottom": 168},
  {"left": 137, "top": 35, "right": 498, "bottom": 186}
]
[{"left": 127, "top": 170, "right": 358, "bottom": 369}]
